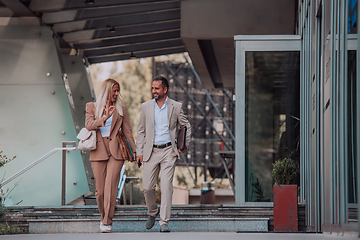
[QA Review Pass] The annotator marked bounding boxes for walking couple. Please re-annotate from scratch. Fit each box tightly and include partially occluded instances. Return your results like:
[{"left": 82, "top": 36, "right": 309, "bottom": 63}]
[{"left": 85, "top": 76, "right": 191, "bottom": 233}]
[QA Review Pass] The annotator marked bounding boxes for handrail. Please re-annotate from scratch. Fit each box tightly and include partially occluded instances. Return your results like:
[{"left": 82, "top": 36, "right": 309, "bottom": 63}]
[
  {"left": 117, "top": 165, "right": 139, "bottom": 205},
  {"left": 117, "top": 165, "right": 126, "bottom": 199},
  {"left": 1, "top": 142, "right": 141, "bottom": 206},
  {"left": 0, "top": 147, "right": 76, "bottom": 188},
  {"left": 0, "top": 141, "right": 77, "bottom": 205}
]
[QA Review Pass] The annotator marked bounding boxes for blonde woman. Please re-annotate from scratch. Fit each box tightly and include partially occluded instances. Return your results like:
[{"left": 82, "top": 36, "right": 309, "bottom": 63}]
[{"left": 85, "top": 78, "right": 136, "bottom": 233}]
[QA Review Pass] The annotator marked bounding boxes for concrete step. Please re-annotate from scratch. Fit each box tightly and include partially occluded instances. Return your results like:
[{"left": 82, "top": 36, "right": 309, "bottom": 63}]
[
  {"left": 13, "top": 204, "right": 274, "bottom": 219},
  {"left": 29, "top": 217, "right": 269, "bottom": 233},
  {"left": 22, "top": 205, "right": 271, "bottom": 233},
  {"left": 4, "top": 204, "right": 306, "bottom": 233}
]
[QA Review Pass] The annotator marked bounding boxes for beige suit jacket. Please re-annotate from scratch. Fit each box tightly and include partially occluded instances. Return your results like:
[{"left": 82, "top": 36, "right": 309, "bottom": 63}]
[
  {"left": 85, "top": 102, "right": 136, "bottom": 161},
  {"left": 136, "top": 98, "right": 191, "bottom": 162}
]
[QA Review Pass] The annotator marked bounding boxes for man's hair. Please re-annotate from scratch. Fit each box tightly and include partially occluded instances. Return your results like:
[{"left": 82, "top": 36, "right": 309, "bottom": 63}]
[{"left": 153, "top": 75, "right": 169, "bottom": 90}]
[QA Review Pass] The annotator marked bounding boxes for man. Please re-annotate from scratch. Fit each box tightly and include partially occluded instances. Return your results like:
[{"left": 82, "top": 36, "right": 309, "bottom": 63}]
[{"left": 136, "top": 75, "right": 191, "bottom": 232}]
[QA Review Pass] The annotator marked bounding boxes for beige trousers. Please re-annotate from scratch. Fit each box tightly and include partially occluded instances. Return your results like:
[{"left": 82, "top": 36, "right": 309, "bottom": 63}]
[
  {"left": 91, "top": 137, "right": 124, "bottom": 225},
  {"left": 143, "top": 145, "right": 177, "bottom": 226}
]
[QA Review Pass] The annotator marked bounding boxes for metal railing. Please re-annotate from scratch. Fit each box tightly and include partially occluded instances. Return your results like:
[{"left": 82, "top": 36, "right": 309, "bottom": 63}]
[
  {"left": 0, "top": 141, "right": 77, "bottom": 205},
  {"left": 117, "top": 165, "right": 139, "bottom": 205},
  {"left": 1, "top": 141, "right": 140, "bottom": 206}
]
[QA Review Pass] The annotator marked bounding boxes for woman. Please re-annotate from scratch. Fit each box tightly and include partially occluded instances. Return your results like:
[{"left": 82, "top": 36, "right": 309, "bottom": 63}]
[{"left": 85, "top": 78, "right": 136, "bottom": 233}]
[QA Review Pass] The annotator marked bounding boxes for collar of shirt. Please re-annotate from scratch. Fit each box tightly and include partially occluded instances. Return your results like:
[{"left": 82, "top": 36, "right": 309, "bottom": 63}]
[{"left": 153, "top": 96, "right": 168, "bottom": 110}]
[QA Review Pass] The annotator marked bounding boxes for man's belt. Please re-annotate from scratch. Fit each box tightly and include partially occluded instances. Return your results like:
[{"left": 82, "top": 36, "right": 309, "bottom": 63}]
[{"left": 153, "top": 142, "right": 172, "bottom": 149}]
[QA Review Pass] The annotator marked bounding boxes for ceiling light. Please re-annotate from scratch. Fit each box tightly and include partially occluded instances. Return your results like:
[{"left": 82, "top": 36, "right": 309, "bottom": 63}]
[
  {"left": 130, "top": 52, "right": 136, "bottom": 59},
  {"left": 84, "top": 0, "right": 95, "bottom": 5}
]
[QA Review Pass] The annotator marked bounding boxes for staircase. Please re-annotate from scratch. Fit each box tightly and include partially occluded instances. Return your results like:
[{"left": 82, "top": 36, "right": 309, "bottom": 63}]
[{"left": 4, "top": 204, "right": 306, "bottom": 234}]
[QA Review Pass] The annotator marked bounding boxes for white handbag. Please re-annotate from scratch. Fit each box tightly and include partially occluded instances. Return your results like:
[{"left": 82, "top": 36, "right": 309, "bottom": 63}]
[{"left": 77, "top": 128, "right": 97, "bottom": 151}]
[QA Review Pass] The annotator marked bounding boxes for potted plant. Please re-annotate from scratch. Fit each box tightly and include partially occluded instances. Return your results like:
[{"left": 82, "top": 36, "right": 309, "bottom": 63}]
[{"left": 272, "top": 157, "right": 299, "bottom": 232}]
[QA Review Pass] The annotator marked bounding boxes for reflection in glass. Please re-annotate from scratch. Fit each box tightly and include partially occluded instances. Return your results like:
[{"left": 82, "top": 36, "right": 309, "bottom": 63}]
[
  {"left": 245, "top": 51, "right": 300, "bottom": 202},
  {"left": 349, "top": 0, "right": 358, "bottom": 34},
  {"left": 347, "top": 50, "right": 357, "bottom": 204}
]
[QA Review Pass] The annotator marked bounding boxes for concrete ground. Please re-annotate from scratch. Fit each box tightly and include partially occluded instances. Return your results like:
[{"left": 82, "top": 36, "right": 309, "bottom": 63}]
[{"left": 0, "top": 232, "right": 358, "bottom": 240}]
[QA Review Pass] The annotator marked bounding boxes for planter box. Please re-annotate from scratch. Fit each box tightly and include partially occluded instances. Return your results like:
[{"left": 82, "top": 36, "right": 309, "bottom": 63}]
[{"left": 273, "top": 184, "right": 298, "bottom": 231}]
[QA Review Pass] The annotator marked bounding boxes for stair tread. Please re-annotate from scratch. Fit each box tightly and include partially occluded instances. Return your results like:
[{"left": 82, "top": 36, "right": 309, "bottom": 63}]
[
  {"left": 5, "top": 204, "right": 306, "bottom": 233},
  {"left": 29, "top": 217, "right": 270, "bottom": 222},
  {"left": 28, "top": 217, "right": 269, "bottom": 233}
]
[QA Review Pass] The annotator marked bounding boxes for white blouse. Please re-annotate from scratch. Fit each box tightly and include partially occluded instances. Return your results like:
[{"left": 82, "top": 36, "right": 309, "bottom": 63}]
[{"left": 100, "top": 115, "right": 112, "bottom": 137}]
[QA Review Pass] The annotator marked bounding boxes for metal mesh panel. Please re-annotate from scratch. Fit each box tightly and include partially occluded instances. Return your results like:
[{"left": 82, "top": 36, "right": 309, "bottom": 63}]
[{"left": 154, "top": 61, "right": 235, "bottom": 172}]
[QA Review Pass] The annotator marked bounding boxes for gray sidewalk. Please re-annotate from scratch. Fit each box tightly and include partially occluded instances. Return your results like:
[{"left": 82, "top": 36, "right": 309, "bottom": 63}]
[{"left": 0, "top": 232, "right": 358, "bottom": 240}]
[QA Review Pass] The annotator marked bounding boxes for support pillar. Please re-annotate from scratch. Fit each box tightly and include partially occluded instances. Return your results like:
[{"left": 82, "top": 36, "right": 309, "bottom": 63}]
[{"left": 0, "top": 26, "right": 89, "bottom": 206}]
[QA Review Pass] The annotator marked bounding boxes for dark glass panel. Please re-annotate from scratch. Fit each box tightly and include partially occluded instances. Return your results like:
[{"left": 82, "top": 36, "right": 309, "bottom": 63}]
[
  {"left": 347, "top": 50, "right": 357, "bottom": 204},
  {"left": 245, "top": 51, "right": 300, "bottom": 202}
]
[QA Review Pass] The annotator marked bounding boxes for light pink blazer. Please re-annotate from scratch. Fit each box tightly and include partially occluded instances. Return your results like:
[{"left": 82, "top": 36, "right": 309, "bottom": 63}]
[{"left": 85, "top": 102, "right": 136, "bottom": 161}]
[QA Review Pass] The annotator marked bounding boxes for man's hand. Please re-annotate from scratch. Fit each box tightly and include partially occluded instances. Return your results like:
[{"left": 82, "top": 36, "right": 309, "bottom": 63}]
[
  {"left": 136, "top": 155, "right": 143, "bottom": 167},
  {"left": 178, "top": 147, "right": 186, "bottom": 154}
]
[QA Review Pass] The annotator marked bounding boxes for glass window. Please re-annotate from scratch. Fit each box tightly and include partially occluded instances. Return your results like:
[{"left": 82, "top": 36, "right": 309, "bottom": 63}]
[
  {"left": 245, "top": 51, "right": 300, "bottom": 202},
  {"left": 349, "top": 0, "right": 358, "bottom": 34},
  {"left": 347, "top": 50, "right": 357, "bottom": 204}
]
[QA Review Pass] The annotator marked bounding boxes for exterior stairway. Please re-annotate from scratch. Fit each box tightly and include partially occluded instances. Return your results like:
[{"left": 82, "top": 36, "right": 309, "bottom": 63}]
[{"left": 4, "top": 204, "right": 306, "bottom": 234}]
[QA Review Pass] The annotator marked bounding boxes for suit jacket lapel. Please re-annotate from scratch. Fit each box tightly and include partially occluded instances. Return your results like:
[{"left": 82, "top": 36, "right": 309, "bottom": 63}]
[
  {"left": 110, "top": 109, "right": 119, "bottom": 133},
  {"left": 149, "top": 100, "right": 155, "bottom": 128},
  {"left": 167, "top": 98, "right": 174, "bottom": 127}
]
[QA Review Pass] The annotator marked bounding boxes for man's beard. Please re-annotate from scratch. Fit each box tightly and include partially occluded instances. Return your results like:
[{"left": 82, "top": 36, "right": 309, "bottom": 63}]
[{"left": 154, "top": 93, "right": 164, "bottom": 100}]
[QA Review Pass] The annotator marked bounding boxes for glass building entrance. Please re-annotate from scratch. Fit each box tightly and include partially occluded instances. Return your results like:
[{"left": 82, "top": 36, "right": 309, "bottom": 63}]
[
  {"left": 245, "top": 51, "right": 300, "bottom": 202},
  {"left": 234, "top": 36, "right": 301, "bottom": 204}
]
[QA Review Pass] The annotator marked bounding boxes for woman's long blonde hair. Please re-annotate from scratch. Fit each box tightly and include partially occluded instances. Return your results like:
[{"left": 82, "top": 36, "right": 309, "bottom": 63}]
[{"left": 95, "top": 78, "right": 123, "bottom": 119}]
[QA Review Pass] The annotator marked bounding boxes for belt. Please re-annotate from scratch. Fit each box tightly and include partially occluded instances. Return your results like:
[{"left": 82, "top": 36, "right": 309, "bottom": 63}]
[{"left": 153, "top": 142, "right": 172, "bottom": 149}]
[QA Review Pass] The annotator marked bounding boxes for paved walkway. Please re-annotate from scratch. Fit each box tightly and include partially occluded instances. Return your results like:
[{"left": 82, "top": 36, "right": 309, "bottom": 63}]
[{"left": 1, "top": 232, "right": 358, "bottom": 240}]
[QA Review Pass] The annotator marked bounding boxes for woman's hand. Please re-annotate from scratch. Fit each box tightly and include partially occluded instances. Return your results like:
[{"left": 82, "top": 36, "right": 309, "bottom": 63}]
[{"left": 103, "top": 101, "right": 115, "bottom": 122}]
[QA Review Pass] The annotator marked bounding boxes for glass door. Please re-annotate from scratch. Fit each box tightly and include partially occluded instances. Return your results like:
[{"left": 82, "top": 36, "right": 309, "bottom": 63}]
[
  {"left": 347, "top": 36, "right": 358, "bottom": 222},
  {"left": 234, "top": 36, "right": 301, "bottom": 203}
]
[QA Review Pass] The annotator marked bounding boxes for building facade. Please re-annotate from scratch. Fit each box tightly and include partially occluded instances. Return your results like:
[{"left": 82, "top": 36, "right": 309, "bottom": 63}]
[
  {"left": 1, "top": 0, "right": 360, "bottom": 235},
  {"left": 235, "top": 0, "right": 360, "bottom": 235}
]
